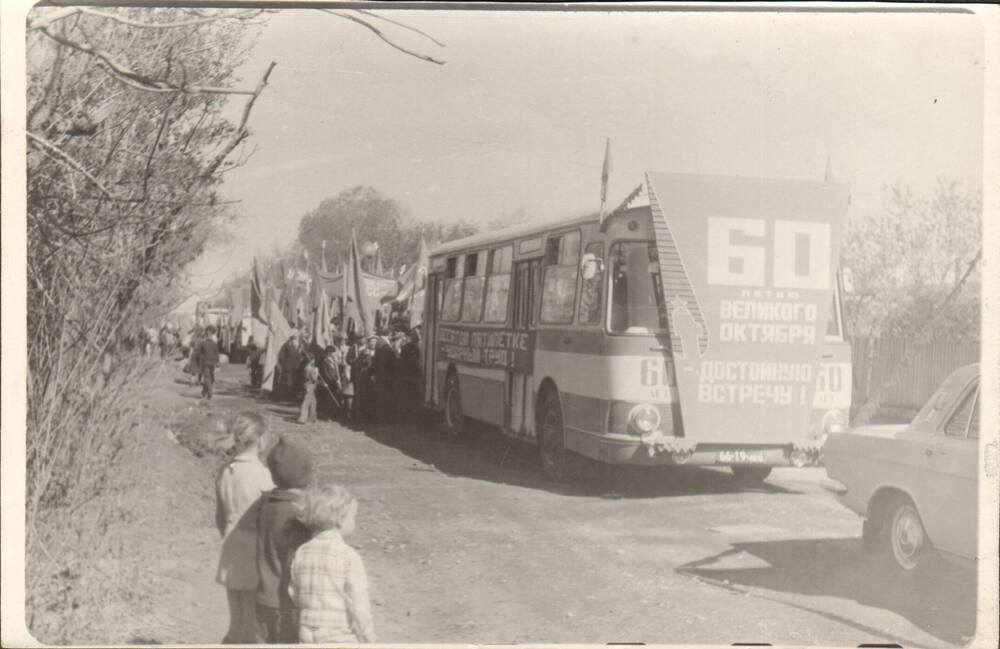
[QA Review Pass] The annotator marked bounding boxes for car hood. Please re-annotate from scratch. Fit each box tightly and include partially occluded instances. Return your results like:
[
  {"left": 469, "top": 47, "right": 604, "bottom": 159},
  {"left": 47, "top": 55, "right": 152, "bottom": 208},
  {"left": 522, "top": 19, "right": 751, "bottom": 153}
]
[{"left": 842, "top": 424, "right": 908, "bottom": 438}]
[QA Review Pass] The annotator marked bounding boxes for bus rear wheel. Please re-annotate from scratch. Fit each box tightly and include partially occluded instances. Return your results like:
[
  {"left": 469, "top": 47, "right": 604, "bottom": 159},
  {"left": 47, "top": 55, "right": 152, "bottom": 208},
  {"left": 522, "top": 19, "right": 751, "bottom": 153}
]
[
  {"left": 731, "top": 465, "right": 772, "bottom": 483},
  {"left": 443, "top": 373, "right": 464, "bottom": 437},
  {"left": 537, "top": 390, "right": 569, "bottom": 481}
]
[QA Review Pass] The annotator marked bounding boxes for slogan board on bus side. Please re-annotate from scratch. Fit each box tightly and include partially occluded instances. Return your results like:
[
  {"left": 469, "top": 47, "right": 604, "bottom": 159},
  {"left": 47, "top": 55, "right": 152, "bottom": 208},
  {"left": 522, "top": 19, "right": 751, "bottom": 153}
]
[
  {"left": 646, "top": 172, "right": 849, "bottom": 444},
  {"left": 437, "top": 326, "right": 535, "bottom": 373}
]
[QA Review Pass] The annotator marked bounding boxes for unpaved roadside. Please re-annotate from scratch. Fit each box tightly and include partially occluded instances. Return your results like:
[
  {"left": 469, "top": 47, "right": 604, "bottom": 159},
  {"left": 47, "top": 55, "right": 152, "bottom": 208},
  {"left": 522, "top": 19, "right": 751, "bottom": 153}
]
[{"left": 127, "top": 363, "right": 976, "bottom": 646}]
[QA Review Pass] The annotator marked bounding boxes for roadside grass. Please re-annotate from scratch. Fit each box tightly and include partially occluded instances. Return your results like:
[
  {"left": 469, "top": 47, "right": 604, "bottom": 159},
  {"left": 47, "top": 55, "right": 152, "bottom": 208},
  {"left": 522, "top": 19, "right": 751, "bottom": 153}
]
[{"left": 25, "top": 361, "right": 233, "bottom": 644}]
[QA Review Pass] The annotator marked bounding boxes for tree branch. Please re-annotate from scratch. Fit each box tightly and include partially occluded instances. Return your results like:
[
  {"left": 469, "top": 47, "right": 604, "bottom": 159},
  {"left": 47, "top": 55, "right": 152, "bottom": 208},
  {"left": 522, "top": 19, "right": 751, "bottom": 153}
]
[
  {"left": 27, "top": 131, "right": 114, "bottom": 199},
  {"left": 322, "top": 10, "right": 446, "bottom": 65},
  {"left": 355, "top": 9, "right": 446, "bottom": 48},
  {"left": 77, "top": 7, "right": 264, "bottom": 30},
  {"left": 39, "top": 28, "right": 259, "bottom": 96},
  {"left": 26, "top": 8, "right": 81, "bottom": 31},
  {"left": 853, "top": 247, "right": 983, "bottom": 426},
  {"left": 202, "top": 61, "right": 276, "bottom": 179}
]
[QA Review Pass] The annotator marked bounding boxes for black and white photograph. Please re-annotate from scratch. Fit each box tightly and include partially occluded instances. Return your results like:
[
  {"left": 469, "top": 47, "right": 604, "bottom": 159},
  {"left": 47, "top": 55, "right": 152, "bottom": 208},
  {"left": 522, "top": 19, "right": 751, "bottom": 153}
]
[{"left": 1, "top": 2, "right": 998, "bottom": 647}]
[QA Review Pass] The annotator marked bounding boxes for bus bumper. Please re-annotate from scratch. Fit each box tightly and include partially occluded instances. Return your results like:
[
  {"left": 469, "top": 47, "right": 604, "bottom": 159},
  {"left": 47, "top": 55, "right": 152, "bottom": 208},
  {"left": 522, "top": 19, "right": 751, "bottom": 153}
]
[{"left": 566, "top": 428, "right": 824, "bottom": 467}]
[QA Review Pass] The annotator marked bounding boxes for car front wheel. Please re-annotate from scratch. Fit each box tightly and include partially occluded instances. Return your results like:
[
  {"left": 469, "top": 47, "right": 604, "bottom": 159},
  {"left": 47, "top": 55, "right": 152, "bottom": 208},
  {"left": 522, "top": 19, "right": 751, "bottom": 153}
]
[{"left": 885, "top": 498, "right": 929, "bottom": 573}]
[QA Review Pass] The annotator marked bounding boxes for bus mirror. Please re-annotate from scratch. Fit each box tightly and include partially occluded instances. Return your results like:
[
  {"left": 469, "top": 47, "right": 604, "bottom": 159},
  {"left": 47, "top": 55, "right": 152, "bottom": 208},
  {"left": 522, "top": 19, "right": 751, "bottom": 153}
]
[
  {"left": 841, "top": 268, "right": 855, "bottom": 293},
  {"left": 581, "top": 254, "right": 603, "bottom": 280}
]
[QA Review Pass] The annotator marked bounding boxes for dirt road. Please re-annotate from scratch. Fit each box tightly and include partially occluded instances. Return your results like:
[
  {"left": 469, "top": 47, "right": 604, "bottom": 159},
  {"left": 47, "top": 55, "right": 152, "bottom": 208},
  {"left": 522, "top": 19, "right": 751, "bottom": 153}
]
[{"left": 135, "top": 363, "right": 976, "bottom": 646}]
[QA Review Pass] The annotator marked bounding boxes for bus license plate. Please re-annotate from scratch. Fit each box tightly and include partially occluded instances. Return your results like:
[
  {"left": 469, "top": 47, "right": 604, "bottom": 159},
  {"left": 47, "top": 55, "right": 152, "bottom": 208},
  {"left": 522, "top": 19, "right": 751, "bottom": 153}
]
[{"left": 718, "top": 450, "right": 767, "bottom": 464}]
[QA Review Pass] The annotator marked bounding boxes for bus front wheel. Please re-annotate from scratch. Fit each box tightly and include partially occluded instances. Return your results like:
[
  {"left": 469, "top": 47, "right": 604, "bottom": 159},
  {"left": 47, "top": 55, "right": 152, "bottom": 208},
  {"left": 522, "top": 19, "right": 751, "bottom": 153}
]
[{"left": 537, "top": 390, "right": 569, "bottom": 481}]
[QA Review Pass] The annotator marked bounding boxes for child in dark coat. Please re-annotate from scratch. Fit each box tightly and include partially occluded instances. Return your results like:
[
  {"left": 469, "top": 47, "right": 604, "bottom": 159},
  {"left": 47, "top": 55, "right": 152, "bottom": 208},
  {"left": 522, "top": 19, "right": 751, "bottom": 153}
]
[{"left": 256, "top": 437, "right": 314, "bottom": 643}]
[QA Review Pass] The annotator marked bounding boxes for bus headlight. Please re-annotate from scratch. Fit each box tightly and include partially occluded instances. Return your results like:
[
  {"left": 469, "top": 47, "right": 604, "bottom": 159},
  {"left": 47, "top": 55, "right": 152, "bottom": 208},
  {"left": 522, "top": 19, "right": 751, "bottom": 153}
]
[
  {"left": 628, "top": 403, "right": 661, "bottom": 435},
  {"left": 822, "top": 409, "right": 846, "bottom": 435}
]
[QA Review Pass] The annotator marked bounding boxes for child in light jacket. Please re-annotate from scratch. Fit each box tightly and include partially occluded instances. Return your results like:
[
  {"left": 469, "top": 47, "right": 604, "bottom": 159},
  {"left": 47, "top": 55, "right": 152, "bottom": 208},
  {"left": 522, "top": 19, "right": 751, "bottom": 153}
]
[
  {"left": 215, "top": 411, "right": 275, "bottom": 644},
  {"left": 289, "top": 485, "right": 375, "bottom": 643}
]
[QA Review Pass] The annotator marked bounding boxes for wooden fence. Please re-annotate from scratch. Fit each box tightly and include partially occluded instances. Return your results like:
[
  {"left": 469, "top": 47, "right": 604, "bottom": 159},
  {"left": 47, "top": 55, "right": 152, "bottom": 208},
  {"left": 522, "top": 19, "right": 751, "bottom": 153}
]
[{"left": 850, "top": 337, "right": 980, "bottom": 418}]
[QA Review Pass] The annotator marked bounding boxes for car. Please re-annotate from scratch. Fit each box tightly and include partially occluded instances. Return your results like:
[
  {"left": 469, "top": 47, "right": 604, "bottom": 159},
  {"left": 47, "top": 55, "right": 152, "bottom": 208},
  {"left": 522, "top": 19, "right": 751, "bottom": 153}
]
[{"left": 824, "top": 363, "right": 980, "bottom": 574}]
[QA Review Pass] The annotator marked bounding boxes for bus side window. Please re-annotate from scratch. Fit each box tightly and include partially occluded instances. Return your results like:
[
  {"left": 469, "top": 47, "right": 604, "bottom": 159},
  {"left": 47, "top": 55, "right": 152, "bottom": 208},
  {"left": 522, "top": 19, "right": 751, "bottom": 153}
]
[
  {"left": 461, "top": 252, "right": 486, "bottom": 322},
  {"left": 540, "top": 231, "right": 581, "bottom": 324},
  {"left": 441, "top": 255, "right": 464, "bottom": 322},
  {"left": 578, "top": 242, "right": 604, "bottom": 325},
  {"left": 484, "top": 245, "right": 513, "bottom": 323}
]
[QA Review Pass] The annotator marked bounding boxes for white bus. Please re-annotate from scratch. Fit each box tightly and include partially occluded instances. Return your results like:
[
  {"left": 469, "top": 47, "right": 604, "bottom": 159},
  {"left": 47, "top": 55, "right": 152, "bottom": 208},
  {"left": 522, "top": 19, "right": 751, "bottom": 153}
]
[{"left": 422, "top": 172, "right": 852, "bottom": 481}]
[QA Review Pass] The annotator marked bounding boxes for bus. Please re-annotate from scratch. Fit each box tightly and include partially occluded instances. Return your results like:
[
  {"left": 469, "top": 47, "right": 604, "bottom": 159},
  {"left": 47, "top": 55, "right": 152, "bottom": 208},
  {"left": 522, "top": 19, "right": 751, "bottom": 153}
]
[{"left": 421, "top": 172, "right": 852, "bottom": 481}]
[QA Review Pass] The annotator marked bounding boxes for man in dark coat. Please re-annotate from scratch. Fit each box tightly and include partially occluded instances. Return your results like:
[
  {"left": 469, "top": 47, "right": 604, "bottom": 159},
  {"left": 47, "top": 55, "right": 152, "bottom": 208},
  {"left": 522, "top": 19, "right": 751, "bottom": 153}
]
[
  {"left": 371, "top": 328, "right": 398, "bottom": 424},
  {"left": 197, "top": 326, "right": 221, "bottom": 400},
  {"left": 396, "top": 327, "right": 422, "bottom": 422},
  {"left": 276, "top": 335, "right": 304, "bottom": 401},
  {"left": 352, "top": 334, "right": 376, "bottom": 424}
]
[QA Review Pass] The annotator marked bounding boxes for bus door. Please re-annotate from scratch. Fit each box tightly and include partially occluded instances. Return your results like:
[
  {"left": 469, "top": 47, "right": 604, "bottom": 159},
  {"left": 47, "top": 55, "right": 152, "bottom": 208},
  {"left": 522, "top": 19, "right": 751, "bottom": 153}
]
[
  {"left": 508, "top": 259, "right": 541, "bottom": 437},
  {"left": 423, "top": 272, "right": 442, "bottom": 406}
]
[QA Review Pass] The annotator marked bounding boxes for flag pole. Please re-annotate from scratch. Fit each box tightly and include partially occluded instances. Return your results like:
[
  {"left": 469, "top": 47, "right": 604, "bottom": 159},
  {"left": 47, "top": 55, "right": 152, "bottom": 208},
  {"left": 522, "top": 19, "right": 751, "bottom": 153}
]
[{"left": 598, "top": 138, "right": 612, "bottom": 231}]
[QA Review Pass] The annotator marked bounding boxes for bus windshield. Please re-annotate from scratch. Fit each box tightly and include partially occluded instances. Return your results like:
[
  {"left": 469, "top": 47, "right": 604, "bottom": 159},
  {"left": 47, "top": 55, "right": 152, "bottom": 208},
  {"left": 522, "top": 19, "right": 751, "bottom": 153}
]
[{"left": 609, "top": 241, "right": 670, "bottom": 334}]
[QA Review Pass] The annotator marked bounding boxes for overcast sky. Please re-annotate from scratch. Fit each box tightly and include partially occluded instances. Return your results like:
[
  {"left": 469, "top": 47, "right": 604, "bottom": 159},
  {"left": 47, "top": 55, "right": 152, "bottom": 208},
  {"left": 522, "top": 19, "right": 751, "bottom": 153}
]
[{"left": 182, "top": 7, "right": 984, "bottom": 301}]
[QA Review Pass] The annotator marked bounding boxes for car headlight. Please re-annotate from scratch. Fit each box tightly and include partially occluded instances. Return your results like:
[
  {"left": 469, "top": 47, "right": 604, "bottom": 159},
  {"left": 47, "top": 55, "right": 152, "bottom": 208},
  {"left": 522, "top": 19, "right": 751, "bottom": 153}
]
[
  {"left": 822, "top": 409, "right": 846, "bottom": 434},
  {"left": 628, "top": 403, "right": 661, "bottom": 435}
]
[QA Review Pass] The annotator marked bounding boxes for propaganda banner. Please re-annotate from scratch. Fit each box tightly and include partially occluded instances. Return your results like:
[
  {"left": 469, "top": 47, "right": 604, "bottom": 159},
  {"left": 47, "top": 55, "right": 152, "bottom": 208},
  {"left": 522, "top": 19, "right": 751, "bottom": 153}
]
[
  {"left": 646, "top": 172, "right": 849, "bottom": 444},
  {"left": 437, "top": 326, "right": 535, "bottom": 373}
]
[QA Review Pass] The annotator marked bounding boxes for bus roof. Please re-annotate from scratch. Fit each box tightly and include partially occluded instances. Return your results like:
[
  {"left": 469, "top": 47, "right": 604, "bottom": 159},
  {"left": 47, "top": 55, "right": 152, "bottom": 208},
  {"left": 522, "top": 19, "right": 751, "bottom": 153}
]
[{"left": 429, "top": 207, "right": 657, "bottom": 258}]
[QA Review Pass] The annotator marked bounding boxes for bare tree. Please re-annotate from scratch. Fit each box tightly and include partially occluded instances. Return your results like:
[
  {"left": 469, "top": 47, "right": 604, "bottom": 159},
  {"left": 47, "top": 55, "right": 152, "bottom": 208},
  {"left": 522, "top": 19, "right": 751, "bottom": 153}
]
[{"left": 24, "top": 7, "right": 445, "bottom": 641}]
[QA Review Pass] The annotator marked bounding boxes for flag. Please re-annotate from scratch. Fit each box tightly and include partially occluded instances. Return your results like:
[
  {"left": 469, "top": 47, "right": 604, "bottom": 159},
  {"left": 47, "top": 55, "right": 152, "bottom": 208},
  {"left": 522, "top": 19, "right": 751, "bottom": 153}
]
[
  {"left": 382, "top": 235, "right": 430, "bottom": 311},
  {"left": 251, "top": 258, "right": 264, "bottom": 322},
  {"left": 261, "top": 283, "right": 294, "bottom": 393},
  {"left": 599, "top": 138, "right": 613, "bottom": 224},
  {"left": 310, "top": 264, "right": 331, "bottom": 349},
  {"left": 342, "top": 230, "right": 374, "bottom": 338}
]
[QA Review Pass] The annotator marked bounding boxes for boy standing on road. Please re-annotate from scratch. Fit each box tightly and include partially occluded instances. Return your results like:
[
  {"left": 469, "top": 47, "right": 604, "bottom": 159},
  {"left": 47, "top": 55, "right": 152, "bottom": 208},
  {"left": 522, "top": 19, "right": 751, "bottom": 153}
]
[
  {"left": 198, "top": 326, "right": 221, "bottom": 400},
  {"left": 289, "top": 485, "right": 375, "bottom": 643},
  {"left": 297, "top": 356, "right": 320, "bottom": 424},
  {"left": 256, "top": 437, "right": 313, "bottom": 643}
]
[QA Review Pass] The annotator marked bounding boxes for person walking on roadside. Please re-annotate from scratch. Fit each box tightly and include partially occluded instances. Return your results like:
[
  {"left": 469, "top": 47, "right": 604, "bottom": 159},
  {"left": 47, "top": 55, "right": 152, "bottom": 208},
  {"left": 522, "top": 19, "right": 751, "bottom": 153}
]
[
  {"left": 246, "top": 336, "right": 263, "bottom": 389},
  {"left": 158, "top": 324, "right": 171, "bottom": 360},
  {"left": 215, "top": 412, "right": 275, "bottom": 644},
  {"left": 256, "top": 437, "right": 313, "bottom": 643},
  {"left": 198, "top": 326, "right": 221, "bottom": 400},
  {"left": 187, "top": 326, "right": 204, "bottom": 386},
  {"left": 289, "top": 485, "right": 375, "bottom": 643},
  {"left": 297, "top": 356, "right": 320, "bottom": 425}
]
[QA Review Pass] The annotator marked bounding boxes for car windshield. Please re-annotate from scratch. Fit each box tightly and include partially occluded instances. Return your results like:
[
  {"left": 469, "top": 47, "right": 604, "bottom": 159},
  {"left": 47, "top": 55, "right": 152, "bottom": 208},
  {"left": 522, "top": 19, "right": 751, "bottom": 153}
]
[{"left": 608, "top": 241, "right": 669, "bottom": 334}]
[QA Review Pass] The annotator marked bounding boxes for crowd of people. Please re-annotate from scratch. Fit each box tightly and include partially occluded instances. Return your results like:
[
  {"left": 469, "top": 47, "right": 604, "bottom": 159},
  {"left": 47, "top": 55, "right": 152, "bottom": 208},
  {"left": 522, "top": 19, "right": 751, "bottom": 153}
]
[
  {"left": 245, "top": 325, "right": 423, "bottom": 428},
  {"left": 215, "top": 412, "right": 374, "bottom": 644}
]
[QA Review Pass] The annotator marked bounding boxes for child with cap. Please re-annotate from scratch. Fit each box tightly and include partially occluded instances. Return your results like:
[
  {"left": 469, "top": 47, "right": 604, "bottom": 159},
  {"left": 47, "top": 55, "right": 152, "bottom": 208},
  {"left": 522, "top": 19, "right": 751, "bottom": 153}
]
[
  {"left": 215, "top": 412, "right": 275, "bottom": 644},
  {"left": 255, "top": 437, "right": 314, "bottom": 643},
  {"left": 289, "top": 485, "right": 375, "bottom": 643}
]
